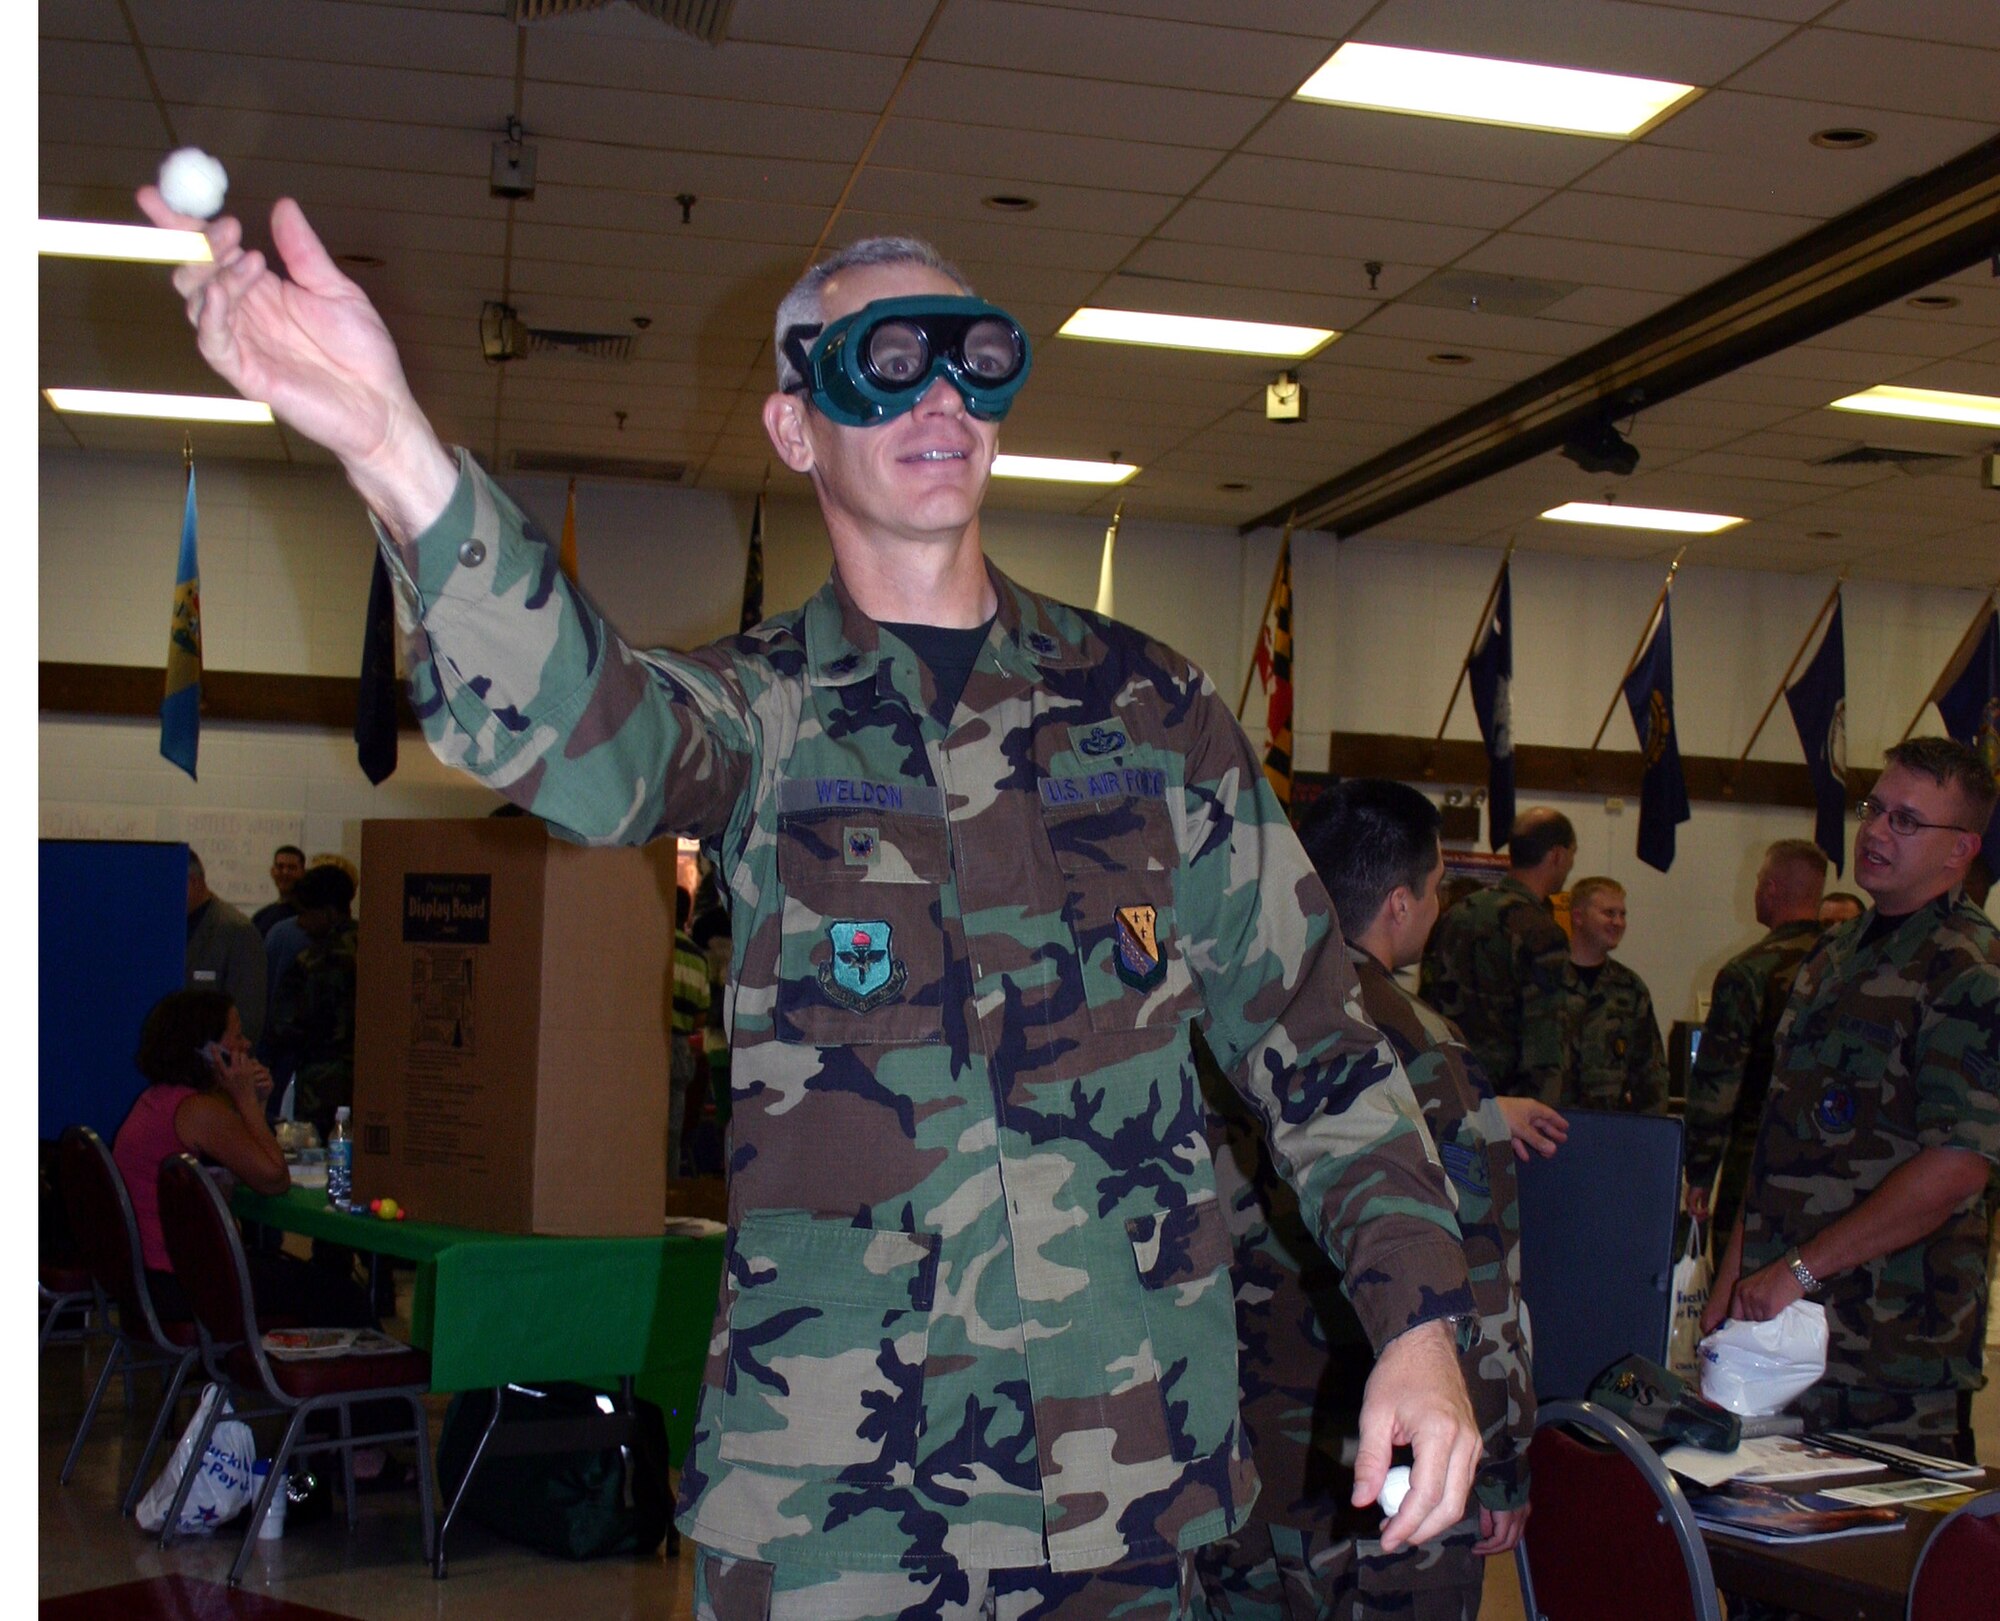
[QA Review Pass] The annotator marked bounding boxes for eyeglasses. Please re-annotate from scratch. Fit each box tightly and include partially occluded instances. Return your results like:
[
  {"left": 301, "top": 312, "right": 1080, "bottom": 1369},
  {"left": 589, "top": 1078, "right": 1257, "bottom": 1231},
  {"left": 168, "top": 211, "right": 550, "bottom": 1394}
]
[{"left": 1855, "top": 798, "right": 1970, "bottom": 837}]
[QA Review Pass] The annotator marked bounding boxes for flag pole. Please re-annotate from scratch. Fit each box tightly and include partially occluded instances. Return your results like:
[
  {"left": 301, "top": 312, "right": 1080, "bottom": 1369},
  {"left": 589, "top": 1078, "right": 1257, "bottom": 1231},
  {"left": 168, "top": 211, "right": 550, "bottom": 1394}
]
[
  {"left": 1897, "top": 581, "right": 2000, "bottom": 744},
  {"left": 1434, "top": 536, "right": 1517, "bottom": 742},
  {"left": 1095, "top": 495, "right": 1125, "bottom": 617},
  {"left": 1735, "top": 574, "right": 1845, "bottom": 769},
  {"left": 1236, "top": 511, "right": 1296, "bottom": 722},
  {"left": 1588, "top": 545, "right": 1689, "bottom": 754}
]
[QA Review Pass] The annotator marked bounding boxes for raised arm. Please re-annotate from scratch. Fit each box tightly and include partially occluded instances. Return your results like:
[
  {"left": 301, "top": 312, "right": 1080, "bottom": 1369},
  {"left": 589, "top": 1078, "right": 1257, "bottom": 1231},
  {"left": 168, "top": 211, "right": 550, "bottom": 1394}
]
[
  {"left": 1682, "top": 960, "right": 1757, "bottom": 1215},
  {"left": 136, "top": 189, "right": 456, "bottom": 541}
]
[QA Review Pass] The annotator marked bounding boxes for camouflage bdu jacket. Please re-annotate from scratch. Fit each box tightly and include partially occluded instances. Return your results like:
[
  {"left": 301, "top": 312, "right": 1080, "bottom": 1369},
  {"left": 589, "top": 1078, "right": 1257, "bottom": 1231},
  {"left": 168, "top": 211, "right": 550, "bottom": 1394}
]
[
  {"left": 1740, "top": 894, "right": 2000, "bottom": 1395},
  {"left": 1202, "top": 948, "right": 1533, "bottom": 1535},
  {"left": 1571, "top": 959, "right": 1669, "bottom": 1113},
  {"left": 268, "top": 918, "right": 358, "bottom": 1141},
  {"left": 379, "top": 457, "right": 1475, "bottom": 1574},
  {"left": 1682, "top": 919, "right": 1822, "bottom": 1227},
  {"left": 1419, "top": 877, "right": 1578, "bottom": 1104}
]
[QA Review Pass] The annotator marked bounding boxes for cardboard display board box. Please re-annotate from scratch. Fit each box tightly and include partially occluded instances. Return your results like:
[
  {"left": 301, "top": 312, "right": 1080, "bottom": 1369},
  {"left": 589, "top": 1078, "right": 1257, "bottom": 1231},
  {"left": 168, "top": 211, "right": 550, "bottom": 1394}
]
[{"left": 353, "top": 818, "right": 676, "bottom": 1236}]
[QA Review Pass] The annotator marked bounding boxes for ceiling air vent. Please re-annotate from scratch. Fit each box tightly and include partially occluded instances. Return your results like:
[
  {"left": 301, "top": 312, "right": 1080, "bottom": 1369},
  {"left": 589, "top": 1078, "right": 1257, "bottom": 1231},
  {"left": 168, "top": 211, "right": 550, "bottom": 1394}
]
[
  {"left": 481, "top": 302, "right": 637, "bottom": 362},
  {"left": 512, "top": 0, "right": 734, "bottom": 43},
  {"left": 1400, "top": 270, "right": 1580, "bottom": 318},
  {"left": 509, "top": 451, "right": 687, "bottom": 484},
  {"left": 1813, "top": 444, "right": 1966, "bottom": 471}
]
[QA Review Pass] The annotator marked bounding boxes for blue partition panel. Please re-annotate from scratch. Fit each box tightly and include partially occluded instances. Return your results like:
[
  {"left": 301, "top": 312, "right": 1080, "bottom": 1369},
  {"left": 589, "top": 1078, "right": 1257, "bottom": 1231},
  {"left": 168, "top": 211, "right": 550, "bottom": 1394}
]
[{"left": 40, "top": 840, "right": 187, "bottom": 1144}]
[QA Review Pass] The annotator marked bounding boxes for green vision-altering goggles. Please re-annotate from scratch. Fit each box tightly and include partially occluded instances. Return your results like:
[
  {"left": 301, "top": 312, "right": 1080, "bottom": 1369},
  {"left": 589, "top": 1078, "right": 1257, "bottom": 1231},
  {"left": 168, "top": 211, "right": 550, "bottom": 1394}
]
[{"left": 783, "top": 296, "right": 1032, "bottom": 427}]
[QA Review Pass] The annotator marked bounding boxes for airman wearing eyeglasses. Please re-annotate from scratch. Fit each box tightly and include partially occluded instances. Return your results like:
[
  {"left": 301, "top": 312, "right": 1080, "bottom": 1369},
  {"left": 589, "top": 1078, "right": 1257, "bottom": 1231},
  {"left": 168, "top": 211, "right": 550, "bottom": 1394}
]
[
  {"left": 142, "top": 181, "right": 1486, "bottom": 1619},
  {"left": 1704, "top": 737, "right": 2000, "bottom": 1460}
]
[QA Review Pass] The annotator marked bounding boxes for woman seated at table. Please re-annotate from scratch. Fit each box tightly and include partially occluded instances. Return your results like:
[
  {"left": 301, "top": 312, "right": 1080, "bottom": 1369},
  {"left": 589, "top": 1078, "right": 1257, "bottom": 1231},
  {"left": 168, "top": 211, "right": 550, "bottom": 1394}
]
[{"left": 112, "top": 988, "right": 374, "bottom": 1329}]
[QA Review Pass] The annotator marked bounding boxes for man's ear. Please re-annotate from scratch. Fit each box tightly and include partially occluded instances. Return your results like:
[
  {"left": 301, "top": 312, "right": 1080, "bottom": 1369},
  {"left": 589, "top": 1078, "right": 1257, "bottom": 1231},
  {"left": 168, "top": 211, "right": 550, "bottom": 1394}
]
[{"left": 763, "top": 392, "right": 815, "bottom": 473}]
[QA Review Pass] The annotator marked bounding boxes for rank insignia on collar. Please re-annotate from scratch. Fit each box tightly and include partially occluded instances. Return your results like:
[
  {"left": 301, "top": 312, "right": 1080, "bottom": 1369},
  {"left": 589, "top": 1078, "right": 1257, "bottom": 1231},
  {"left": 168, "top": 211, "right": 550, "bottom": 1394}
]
[
  {"left": 844, "top": 826, "right": 879, "bottom": 866},
  {"left": 1025, "top": 630, "right": 1060, "bottom": 658},
  {"left": 1114, "top": 903, "right": 1166, "bottom": 989},
  {"left": 820, "top": 919, "right": 907, "bottom": 1011}
]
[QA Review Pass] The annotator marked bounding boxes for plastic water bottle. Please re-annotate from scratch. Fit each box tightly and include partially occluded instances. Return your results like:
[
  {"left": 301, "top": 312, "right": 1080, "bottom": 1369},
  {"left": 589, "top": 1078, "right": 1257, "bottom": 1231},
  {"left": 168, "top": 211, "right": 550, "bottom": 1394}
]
[
  {"left": 327, "top": 1107, "right": 352, "bottom": 1210},
  {"left": 252, "top": 1459, "right": 286, "bottom": 1539}
]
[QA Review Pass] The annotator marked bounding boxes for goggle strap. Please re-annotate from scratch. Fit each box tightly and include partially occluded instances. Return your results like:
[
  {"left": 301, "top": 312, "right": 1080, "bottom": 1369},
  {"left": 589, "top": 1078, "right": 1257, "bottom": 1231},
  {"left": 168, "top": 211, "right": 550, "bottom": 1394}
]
[{"left": 780, "top": 323, "right": 824, "bottom": 390}]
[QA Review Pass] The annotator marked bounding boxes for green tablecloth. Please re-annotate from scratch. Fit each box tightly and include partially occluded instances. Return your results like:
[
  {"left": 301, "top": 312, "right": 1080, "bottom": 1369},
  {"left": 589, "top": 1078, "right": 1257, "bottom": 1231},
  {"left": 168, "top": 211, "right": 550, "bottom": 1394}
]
[{"left": 233, "top": 1185, "right": 724, "bottom": 1460}]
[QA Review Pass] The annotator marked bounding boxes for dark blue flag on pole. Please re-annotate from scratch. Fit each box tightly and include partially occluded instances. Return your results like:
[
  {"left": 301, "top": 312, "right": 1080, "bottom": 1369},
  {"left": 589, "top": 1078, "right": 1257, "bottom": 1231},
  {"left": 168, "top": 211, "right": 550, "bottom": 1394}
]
[
  {"left": 1623, "top": 593, "right": 1691, "bottom": 872},
  {"left": 1932, "top": 602, "right": 2000, "bottom": 860},
  {"left": 1784, "top": 592, "right": 1847, "bottom": 874},
  {"left": 355, "top": 552, "right": 400, "bottom": 785},
  {"left": 159, "top": 465, "right": 201, "bottom": 780},
  {"left": 1467, "top": 562, "right": 1515, "bottom": 851}
]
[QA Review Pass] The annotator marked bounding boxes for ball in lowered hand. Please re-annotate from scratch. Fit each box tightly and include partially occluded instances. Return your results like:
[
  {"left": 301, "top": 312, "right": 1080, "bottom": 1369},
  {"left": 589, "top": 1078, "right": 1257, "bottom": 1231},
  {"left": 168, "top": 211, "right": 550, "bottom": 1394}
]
[{"left": 158, "top": 147, "right": 228, "bottom": 219}]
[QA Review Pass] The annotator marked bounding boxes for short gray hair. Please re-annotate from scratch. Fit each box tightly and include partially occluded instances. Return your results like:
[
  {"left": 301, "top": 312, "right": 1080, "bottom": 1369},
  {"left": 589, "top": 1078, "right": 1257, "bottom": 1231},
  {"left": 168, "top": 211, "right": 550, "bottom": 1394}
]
[{"left": 773, "top": 236, "right": 975, "bottom": 392}]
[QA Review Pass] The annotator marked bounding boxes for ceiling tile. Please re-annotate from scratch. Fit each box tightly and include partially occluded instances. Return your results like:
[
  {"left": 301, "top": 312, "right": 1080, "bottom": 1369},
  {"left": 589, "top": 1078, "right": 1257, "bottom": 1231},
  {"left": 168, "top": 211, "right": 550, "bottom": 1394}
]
[
  {"left": 1509, "top": 190, "right": 1822, "bottom": 257},
  {"left": 1822, "top": 0, "right": 2000, "bottom": 50},
  {"left": 895, "top": 61, "right": 1271, "bottom": 148},
  {"left": 869, "top": 117, "right": 1222, "bottom": 193},
  {"left": 1246, "top": 102, "right": 1611, "bottom": 187},
  {"left": 1199, "top": 152, "right": 1550, "bottom": 229},
  {"left": 1727, "top": 27, "right": 2000, "bottom": 122},
  {"left": 925, "top": 1, "right": 1339, "bottom": 96}
]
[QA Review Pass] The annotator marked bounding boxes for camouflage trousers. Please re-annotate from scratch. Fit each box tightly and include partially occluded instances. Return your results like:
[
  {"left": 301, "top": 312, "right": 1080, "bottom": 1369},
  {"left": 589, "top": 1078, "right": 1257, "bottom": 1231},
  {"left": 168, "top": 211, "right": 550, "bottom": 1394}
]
[
  {"left": 1789, "top": 1383, "right": 1977, "bottom": 1463},
  {"left": 1191, "top": 1518, "right": 1481, "bottom": 1621},
  {"left": 694, "top": 1547, "right": 1200, "bottom": 1621}
]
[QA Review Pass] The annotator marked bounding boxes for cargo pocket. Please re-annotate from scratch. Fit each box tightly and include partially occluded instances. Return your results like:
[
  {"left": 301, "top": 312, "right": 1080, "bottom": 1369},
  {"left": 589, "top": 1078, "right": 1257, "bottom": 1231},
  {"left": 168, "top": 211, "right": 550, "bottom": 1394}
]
[
  {"left": 1042, "top": 795, "right": 1195, "bottom": 1034},
  {"left": 717, "top": 1215, "right": 938, "bottom": 1482},
  {"left": 775, "top": 802, "right": 949, "bottom": 1046},
  {"left": 1125, "top": 1197, "right": 1238, "bottom": 1463}
]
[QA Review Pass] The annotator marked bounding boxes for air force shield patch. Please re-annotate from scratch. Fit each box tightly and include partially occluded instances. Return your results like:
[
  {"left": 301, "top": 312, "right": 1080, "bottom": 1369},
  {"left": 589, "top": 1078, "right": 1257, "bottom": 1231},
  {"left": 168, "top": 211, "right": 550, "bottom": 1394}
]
[
  {"left": 819, "top": 919, "right": 908, "bottom": 1012},
  {"left": 1114, "top": 903, "right": 1166, "bottom": 990}
]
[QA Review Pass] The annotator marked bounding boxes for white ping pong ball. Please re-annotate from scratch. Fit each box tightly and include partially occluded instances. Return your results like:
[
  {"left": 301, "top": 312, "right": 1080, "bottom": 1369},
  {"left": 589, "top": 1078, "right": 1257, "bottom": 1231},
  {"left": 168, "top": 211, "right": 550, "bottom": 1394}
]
[
  {"left": 159, "top": 148, "right": 228, "bottom": 219},
  {"left": 1379, "top": 1465, "right": 1413, "bottom": 1517}
]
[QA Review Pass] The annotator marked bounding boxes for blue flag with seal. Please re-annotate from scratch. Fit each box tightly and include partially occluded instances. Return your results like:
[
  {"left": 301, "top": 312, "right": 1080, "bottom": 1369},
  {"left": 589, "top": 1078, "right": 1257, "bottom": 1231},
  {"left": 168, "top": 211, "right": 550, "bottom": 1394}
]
[
  {"left": 1932, "top": 601, "right": 2000, "bottom": 860},
  {"left": 1467, "top": 561, "right": 1515, "bottom": 852},
  {"left": 1784, "top": 592, "right": 1847, "bottom": 874},
  {"left": 160, "top": 464, "right": 201, "bottom": 780},
  {"left": 1622, "top": 593, "right": 1690, "bottom": 872}
]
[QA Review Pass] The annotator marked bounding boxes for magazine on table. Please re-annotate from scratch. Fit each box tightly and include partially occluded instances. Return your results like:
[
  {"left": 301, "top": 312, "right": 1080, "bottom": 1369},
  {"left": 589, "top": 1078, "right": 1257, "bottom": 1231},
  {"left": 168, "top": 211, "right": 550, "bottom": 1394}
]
[
  {"left": 1662, "top": 1433, "right": 1888, "bottom": 1489},
  {"left": 262, "top": 1328, "right": 408, "bottom": 1361},
  {"left": 1691, "top": 1480, "right": 1905, "bottom": 1544}
]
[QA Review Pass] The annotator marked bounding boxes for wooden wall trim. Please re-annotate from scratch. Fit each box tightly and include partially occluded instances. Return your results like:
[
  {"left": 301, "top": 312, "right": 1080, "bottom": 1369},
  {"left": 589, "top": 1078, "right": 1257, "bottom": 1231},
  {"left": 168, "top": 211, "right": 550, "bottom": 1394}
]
[
  {"left": 40, "top": 662, "right": 418, "bottom": 732},
  {"left": 40, "top": 662, "right": 1865, "bottom": 811}
]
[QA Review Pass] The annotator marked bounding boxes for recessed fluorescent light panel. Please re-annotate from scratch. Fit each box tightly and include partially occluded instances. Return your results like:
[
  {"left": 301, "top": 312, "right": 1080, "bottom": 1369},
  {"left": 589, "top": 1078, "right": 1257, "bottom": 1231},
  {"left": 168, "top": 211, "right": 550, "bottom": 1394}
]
[
  {"left": 1828, "top": 385, "right": 2000, "bottom": 430},
  {"left": 44, "top": 389, "right": 274, "bottom": 424},
  {"left": 38, "top": 219, "right": 210, "bottom": 263},
  {"left": 1540, "top": 502, "right": 1742, "bottom": 534},
  {"left": 1058, "top": 308, "right": 1337, "bottom": 359},
  {"left": 990, "top": 454, "right": 1138, "bottom": 485},
  {"left": 1296, "top": 42, "right": 1698, "bottom": 138}
]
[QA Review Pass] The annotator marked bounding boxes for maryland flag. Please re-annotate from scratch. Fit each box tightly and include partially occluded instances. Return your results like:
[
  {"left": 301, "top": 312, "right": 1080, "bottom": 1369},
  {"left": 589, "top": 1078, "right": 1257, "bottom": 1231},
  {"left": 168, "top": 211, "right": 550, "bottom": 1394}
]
[
  {"left": 160, "top": 463, "right": 201, "bottom": 779},
  {"left": 558, "top": 476, "right": 580, "bottom": 585},
  {"left": 1251, "top": 536, "right": 1294, "bottom": 807},
  {"left": 1930, "top": 598, "right": 2000, "bottom": 858}
]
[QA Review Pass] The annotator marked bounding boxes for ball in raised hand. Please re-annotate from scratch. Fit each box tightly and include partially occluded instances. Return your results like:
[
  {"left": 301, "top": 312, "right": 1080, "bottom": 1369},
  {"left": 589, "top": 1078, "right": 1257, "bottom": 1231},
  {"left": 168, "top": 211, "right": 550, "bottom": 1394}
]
[
  {"left": 158, "top": 147, "right": 228, "bottom": 219},
  {"left": 1379, "top": 1465, "right": 1412, "bottom": 1517}
]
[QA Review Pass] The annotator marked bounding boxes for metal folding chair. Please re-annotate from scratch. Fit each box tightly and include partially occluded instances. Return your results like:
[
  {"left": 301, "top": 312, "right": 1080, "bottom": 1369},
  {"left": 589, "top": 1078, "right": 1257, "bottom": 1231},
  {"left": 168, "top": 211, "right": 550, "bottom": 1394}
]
[
  {"left": 156, "top": 1153, "right": 436, "bottom": 1586},
  {"left": 1516, "top": 1397, "right": 1723, "bottom": 1621},
  {"left": 1909, "top": 1488, "right": 2000, "bottom": 1621},
  {"left": 54, "top": 1126, "right": 205, "bottom": 1513}
]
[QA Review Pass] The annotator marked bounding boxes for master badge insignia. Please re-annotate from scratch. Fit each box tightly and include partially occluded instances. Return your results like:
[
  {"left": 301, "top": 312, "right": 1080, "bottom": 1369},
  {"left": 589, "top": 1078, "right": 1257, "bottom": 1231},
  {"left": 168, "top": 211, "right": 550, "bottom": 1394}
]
[
  {"left": 820, "top": 919, "right": 907, "bottom": 1012},
  {"left": 844, "top": 826, "right": 879, "bottom": 867},
  {"left": 1113, "top": 903, "right": 1166, "bottom": 989}
]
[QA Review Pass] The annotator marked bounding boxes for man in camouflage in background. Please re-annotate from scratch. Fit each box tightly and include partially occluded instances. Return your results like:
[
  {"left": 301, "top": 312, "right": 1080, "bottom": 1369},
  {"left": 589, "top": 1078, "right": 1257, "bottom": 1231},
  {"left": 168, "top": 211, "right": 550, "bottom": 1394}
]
[
  {"left": 268, "top": 862, "right": 359, "bottom": 1141},
  {"left": 1564, "top": 876, "right": 1669, "bottom": 1113},
  {"left": 1682, "top": 839, "right": 1827, "bottom": 1239},
  {"left": 1706, "top": 739, "right": 2000, "bottom": 1460},
  {"left": 149, "top": 182, "right": 1485, "bottom": 1621},
  {"left": 1420, "top": 809, "right": 1581, "bottom": 1103},
  {"left": 1200, "top": 782, "right": 1556, "bottom": 1621}
]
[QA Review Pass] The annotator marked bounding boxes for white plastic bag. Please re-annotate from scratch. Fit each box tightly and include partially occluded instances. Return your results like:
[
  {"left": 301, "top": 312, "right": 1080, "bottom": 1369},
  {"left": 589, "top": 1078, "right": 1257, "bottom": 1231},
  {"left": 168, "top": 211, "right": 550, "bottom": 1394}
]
[
  {"left": 1698, "top": 1300, "right": 1829, "bottom": 1416},
  {"left": 136, "top": 1382, "right": 257, "bottom": 1534},
  {"left": 1667, "top": 1222, "right": 1713, "bottom": 1378}
]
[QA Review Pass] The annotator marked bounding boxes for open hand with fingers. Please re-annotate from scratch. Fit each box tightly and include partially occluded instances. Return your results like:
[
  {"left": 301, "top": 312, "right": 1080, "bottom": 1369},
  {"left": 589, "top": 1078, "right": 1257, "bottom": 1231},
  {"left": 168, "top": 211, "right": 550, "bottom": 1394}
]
[{"left": 134, "top": 186, "right": 457, "bottom": 538}]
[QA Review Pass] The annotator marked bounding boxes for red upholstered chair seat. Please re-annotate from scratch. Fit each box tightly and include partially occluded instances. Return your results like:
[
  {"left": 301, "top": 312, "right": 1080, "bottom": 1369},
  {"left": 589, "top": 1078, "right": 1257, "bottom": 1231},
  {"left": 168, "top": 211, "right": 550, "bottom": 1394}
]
[
  {"left": 41, "top": 1262, "right": 94, "bottom": 1295},
  {"left": 1910, "top": 1493, "right": 2000, "bottom": 1621},
  {"left": 160, "top": 1318, "right": 202, "bottom": 1348},
  {"left": 223, "top": 1342, "right": 431, "bottom": 1399}
]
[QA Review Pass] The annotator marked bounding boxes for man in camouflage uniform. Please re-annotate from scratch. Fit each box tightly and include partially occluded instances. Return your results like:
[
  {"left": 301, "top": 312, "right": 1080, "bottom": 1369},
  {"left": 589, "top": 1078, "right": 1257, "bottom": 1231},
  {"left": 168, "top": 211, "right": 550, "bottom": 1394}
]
[
  {"left": 149, "top": 187, "right": 1485, "bottom": 1621},
  {"left": 1564, "top": 876, "right": 1668, "bottom": 1113},
  {"left": 1199, "top": 782, "right": 1547, "bottom": 1621},
  {"left": 669, "top": 885, "right": 713, "bottom": 1177},
  {"left": 269, "top": 863, "right": 359, "bottom": 1141},
  {"left": 1682, "top": 839, "right": 1827, "bottom": 1239},
  {"left": 1419, "top": 809, "right": 1580, "bottom": 1103},
  {"left": 1706, "top": 739, "right": 2000, "bottom": 1461}
]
